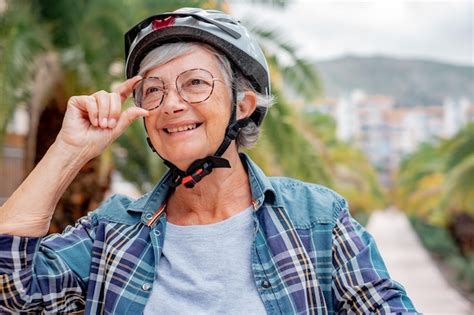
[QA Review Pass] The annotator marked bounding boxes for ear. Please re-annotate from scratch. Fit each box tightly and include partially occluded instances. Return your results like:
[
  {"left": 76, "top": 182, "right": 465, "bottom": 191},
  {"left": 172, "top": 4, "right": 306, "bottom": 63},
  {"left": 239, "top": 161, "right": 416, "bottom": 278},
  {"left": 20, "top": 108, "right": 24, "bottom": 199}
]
[{"left": 237, "top": 91, "right": 257, "bottom": 120}]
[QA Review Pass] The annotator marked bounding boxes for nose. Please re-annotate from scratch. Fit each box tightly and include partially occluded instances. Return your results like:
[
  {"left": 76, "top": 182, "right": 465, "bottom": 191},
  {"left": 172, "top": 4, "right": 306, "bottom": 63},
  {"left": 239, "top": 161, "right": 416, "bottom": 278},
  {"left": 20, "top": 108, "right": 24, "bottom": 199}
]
[{"left": 161, "top": 86, "right": 187, "bottom": 115}]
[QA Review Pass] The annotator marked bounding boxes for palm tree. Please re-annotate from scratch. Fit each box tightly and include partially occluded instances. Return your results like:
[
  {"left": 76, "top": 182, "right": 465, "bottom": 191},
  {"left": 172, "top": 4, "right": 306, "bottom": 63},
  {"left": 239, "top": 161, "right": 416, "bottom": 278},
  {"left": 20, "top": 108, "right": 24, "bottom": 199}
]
[{"left": 395, "top": 122, "right": 474, "bottom": 253}]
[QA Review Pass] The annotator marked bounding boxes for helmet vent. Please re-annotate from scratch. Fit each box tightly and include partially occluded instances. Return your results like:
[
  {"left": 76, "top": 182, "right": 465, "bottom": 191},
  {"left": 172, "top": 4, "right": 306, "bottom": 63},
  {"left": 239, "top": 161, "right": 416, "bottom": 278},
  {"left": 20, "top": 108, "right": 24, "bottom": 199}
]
[{"left": 215, "top": 17, "right": 238, "bottom": 25}]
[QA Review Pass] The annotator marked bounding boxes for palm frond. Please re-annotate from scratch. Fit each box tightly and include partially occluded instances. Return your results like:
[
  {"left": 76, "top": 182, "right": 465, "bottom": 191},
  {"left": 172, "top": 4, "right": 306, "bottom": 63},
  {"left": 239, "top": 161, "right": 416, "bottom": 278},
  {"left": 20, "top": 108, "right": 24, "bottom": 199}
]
[
  {"left": 441, "top": 122, "right": 474, "bottom": 171},
  {"left": 241, "top": 20, "right": 321, "bottom": 100},
  {"left": 442, "top": 154, "right": 474, "bottom": 214}
]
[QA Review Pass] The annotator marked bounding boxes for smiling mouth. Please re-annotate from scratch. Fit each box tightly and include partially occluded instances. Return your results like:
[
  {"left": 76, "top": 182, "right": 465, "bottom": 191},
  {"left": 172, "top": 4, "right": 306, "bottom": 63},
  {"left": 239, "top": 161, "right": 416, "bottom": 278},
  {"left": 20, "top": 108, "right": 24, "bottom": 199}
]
[{"left": 164, "top": 123, "right": 203, "bottom": 134}]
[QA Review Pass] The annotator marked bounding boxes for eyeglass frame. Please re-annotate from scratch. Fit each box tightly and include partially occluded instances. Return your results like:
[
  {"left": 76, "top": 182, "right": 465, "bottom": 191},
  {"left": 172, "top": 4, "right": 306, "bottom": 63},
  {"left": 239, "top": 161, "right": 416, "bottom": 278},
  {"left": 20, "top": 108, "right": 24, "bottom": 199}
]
[{"left": 132, "top": 68, "right": 226, "bottom": 111}]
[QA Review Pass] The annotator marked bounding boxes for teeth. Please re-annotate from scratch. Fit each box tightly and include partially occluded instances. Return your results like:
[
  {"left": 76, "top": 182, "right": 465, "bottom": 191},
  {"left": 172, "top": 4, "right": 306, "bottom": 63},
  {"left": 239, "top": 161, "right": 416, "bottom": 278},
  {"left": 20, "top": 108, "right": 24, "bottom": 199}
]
[{"left": 166, "top": 124, "right": 197, "bottom": 133}]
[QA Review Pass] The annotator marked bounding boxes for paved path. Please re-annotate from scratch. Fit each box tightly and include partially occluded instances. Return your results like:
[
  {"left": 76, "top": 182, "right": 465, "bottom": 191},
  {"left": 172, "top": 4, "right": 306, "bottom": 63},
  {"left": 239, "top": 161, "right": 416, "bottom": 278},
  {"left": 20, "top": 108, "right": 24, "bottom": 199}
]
[{"left": 367, "top": 209, "right": 473, "bottom": 314}]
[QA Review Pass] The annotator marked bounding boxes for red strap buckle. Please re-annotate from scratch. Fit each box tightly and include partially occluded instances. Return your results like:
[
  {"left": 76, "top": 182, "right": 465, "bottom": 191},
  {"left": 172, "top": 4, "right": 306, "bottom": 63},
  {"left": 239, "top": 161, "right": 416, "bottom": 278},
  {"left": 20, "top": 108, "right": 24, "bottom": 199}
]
[
  {"left": 152, "top": 16, "right": 176, "bottom": 31},
  {"left": 182, "top": 168, "right": 204, "bottom": 186}
]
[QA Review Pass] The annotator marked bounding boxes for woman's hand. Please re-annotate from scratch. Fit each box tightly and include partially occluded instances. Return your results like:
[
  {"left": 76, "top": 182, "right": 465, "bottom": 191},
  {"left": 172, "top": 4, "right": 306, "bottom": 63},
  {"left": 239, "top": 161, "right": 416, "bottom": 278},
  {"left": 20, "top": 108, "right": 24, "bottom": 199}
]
[{"left": 56, "top": 76, "right": 149, "bottom": 160}]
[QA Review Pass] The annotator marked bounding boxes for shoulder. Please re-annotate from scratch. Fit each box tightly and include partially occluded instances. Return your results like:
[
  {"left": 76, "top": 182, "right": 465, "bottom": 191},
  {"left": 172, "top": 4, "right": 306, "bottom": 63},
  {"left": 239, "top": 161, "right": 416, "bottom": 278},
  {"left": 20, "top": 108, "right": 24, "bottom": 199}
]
[
  {"left": 269, "top": 177, "right": 348, "bottom": 227},
  {"left": 91, "top": 193, "right": 148, "bottom": 225}
]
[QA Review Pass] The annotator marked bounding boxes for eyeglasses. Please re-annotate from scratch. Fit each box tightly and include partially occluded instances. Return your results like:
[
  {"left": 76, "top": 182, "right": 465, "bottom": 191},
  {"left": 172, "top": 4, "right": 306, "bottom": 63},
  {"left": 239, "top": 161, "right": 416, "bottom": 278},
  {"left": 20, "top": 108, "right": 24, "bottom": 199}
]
[{"left": 133, "top": 68, "right": 224, "bottom": 111}]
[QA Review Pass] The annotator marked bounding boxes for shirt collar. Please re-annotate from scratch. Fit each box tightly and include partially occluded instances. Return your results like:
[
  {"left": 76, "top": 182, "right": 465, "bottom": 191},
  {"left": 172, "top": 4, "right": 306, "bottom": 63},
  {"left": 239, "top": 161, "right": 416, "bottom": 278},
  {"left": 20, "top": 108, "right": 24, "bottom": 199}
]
[
  {"left": 125, "top": 153, "right": 276, "bottom": 216},
  {"left": 126, "top": 171, "right": 172, "bottom": 214},
  {"left": 240, "top": 153, "right": 276, "bottom": 209}
]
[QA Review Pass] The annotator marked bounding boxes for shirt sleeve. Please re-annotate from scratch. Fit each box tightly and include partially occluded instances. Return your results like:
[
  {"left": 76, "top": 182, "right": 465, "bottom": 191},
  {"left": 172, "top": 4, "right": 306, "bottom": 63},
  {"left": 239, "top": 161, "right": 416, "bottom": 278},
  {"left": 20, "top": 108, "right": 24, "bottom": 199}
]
[
  {"left": 331, "top": 206, "right": 419, "bottom": 314},
  {"left": 0, "top": 214, "right": 96, "bottom": 313}
]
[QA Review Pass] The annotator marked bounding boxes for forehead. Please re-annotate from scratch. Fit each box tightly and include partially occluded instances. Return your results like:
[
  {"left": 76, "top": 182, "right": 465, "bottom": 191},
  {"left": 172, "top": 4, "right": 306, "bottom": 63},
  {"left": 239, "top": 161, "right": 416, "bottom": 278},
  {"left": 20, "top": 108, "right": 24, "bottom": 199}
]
[{"left": 146, "top": 46, "right": 223, "bottom": 79}]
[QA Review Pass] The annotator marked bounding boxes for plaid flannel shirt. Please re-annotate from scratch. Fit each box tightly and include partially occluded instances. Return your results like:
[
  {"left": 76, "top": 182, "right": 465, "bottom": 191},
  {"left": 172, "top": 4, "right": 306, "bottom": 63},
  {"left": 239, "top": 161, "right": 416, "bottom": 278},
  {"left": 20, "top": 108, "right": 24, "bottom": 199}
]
[{"left": 0, "top": 154, "right": 418, "bottom": 314}]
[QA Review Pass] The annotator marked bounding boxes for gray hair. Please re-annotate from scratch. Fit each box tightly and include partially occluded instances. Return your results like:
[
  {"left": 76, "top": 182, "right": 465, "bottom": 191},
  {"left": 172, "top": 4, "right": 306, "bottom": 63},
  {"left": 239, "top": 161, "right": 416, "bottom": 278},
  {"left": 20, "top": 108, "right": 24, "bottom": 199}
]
[{"left": 138, "top": 42, "right": 273, "bottom": 148}]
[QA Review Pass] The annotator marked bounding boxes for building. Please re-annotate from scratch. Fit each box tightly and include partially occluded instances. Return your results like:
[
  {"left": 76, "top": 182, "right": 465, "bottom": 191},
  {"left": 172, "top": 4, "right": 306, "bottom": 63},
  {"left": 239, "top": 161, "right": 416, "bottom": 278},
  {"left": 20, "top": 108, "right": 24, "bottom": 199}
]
[
  {"left": 0, "top": 108, "right": 29, "bottom": 204},
  {"left": 309, "top": 91, "right": 473, "bottom": 187}
]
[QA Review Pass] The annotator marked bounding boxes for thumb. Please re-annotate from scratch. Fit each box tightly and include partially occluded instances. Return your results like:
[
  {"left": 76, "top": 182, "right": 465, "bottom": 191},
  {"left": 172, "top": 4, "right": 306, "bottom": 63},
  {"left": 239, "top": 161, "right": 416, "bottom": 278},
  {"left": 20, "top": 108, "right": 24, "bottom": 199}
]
[{"left": 112, "top": 106, "right": 149, "bottom": 137}]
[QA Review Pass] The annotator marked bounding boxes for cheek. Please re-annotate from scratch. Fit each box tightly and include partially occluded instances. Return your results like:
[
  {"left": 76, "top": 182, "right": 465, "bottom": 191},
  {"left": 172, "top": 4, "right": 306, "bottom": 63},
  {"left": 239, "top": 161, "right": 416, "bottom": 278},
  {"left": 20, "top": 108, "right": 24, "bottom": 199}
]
[
  {"left": 205, "top": 104, "right": 231, "bottom": 138},
  {"left": 143, "top": 116, "right": 154, "bottom": 133},
  {"left": 144, "top": 116, "right": 161, "bottom": 144}
]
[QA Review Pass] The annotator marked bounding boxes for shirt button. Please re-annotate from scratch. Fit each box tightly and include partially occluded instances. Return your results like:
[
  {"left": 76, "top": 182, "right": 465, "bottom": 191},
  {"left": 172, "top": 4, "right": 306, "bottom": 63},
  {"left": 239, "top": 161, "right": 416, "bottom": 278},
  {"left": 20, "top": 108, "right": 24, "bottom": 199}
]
[
  {"left": 144, "top": 213, "right": 152, "bottom": 220},
  {"left": 142, "top": 282, "right": 152, "bottom": 291},
  {"left": 154, "top": 229, "right": 161, "bottom": 236},
  {"left": 261, "top": 280, "right": 271, "bottom": 289}
]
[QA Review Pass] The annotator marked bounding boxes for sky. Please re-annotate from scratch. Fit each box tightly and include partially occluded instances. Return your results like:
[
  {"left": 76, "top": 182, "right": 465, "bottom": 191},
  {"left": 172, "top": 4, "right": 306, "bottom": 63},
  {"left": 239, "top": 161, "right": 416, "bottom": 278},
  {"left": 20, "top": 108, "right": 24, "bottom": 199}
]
[{"left": 231, "top": 0, "right": 473, "bottom": 66}]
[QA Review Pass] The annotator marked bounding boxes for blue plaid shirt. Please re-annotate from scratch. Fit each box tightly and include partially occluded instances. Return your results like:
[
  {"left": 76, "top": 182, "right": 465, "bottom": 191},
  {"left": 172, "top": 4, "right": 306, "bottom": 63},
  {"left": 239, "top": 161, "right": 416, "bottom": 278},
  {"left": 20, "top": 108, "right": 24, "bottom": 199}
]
[{"left": 0, "top": 154, "right": 418, "bottom": 314}]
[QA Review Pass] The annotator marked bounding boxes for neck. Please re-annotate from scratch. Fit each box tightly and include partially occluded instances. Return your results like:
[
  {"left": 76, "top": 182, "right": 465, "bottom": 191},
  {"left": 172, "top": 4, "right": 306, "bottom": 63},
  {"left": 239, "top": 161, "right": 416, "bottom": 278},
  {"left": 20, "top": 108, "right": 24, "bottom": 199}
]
[{"left": 166, "top": 150, "right": 253, "bottom": 225}]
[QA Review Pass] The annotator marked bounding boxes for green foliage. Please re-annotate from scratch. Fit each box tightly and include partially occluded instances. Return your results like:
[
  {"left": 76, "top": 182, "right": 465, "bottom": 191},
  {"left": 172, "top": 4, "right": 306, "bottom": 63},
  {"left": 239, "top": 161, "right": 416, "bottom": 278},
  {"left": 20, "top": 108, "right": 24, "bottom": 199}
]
[
  {"left": 304, "top": 112, "right": 337, "bottom": 145},
  {"left": 244, "top": 21, "right": 321, "bottom": 101},
  {"left": 397, "top": 123, "right": 474, "bottom": 293},
  {"left": 300, "top": 110, "right": 386, "bottom": 213},
  {"left": 395, "top": 122, "right": 474, "bottom": 222},
  {"left": 256, "top": 88, "right": 332, "bottom": 185},
  {"left": 352, "top": 212, "right": 370, "bottom": 227},
  {"left": 442, "top": 154, "right": 474, "bottom": 214},
  {"left": 443, "top": 123, "right": 474, "bottom": 171},
  {"left": 0, "top": 0, "right": 50, "bottom": 133},
  {"left": 410, "top": 216, "right": 474, "bottom": 292},
  {"left": 113, "top": 115, "right": 167, "bottom": 192},
  {"left": 410, "top": 216, "right": 460, "bottom": 257}
]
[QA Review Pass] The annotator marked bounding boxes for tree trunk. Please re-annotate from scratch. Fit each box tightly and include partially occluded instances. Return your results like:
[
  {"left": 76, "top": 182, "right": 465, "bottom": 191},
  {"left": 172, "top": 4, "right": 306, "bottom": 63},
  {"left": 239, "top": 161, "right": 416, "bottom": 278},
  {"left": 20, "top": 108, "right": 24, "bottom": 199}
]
[
  {"left": 25, "top": 53, "right": 113, "bottom": 234},
  {"left": 450, "top": 213, "right": 474, "bottom": 255},
  {"left": 24, "top": 53, "right": 62, "bottom": 174}
]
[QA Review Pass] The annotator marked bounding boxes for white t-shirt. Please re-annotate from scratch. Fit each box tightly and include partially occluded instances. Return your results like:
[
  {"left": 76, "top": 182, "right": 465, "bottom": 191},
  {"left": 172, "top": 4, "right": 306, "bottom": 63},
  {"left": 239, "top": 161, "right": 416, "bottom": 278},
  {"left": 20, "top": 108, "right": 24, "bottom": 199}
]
[{"left": 143, "top": 206, "right": 267, "bottom": 314}]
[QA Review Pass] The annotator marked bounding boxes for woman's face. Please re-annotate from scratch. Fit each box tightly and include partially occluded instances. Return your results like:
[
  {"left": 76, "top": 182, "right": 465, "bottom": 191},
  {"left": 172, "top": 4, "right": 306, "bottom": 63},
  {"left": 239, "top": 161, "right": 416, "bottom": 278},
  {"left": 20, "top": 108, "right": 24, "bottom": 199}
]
[{"left": 144, "top": 46, "right": 232, "bottom": 170}]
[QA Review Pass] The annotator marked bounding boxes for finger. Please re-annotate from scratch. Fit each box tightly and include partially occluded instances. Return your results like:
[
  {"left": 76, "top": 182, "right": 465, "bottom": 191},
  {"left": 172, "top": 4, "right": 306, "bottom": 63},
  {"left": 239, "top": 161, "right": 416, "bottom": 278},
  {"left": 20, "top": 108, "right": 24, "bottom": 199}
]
[
  {"left": 108, "top": 93, "right": 121, "bottom": 128},
  {"left": 68, "top": 95, "right": 99, "bottom": 127},
  {"left": 84, "top": 96, "right": 99, "bottom": 127},
  {"left": 113, "top": 75, "right": 143, "bottom": 102},
  {"left": 112, "top": 106, "right": 149, "bottom": 137},
  {"left": 93, "top": 91, "right": 110, "bottom": 129}
]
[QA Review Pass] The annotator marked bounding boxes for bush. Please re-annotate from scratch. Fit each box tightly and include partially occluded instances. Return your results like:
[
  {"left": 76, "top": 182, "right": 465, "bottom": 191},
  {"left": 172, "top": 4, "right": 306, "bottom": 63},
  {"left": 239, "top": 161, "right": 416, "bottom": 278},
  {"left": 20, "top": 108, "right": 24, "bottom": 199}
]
[
  {"left": 353, "top": 212, "right": 370, "bottom": 227},
  {"left": 410, "top": 216, "right": 474, "bottom": 293},
  {"left": 410, "top": 216, "right": 460, "bottom": 257}
]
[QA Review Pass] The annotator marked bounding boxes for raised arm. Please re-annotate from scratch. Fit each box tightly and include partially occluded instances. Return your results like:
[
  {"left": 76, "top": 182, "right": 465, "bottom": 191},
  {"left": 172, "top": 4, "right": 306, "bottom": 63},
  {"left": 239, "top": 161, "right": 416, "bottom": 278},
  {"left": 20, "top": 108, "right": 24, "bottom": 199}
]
[
  {"left": 0, "top": 76, "right": 149, "bottom": 313},
  {"left": 0, "top": 76, "right": 148, "bottom": 237}
]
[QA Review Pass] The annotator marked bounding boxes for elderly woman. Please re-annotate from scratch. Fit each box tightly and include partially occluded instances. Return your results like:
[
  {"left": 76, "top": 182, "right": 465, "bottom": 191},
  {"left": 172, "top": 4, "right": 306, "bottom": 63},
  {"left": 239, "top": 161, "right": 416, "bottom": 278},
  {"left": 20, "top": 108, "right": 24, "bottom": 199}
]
[{"left": 0, "top": 8, "right": 417, "bottom": 315}]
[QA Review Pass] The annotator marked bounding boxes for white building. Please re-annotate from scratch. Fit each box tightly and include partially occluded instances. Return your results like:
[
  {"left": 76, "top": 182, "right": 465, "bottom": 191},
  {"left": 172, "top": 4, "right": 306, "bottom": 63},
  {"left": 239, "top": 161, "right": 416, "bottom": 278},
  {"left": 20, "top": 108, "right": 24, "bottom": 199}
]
[{"left": 444, "top": 97, "right": 471, "bottom": 138}]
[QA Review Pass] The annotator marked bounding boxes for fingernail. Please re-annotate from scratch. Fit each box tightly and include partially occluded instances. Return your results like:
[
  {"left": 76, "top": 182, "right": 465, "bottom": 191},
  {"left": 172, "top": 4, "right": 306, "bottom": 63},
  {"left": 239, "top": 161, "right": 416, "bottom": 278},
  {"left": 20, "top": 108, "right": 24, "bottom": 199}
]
[
  {"left": 108, "top": 119, "right": 117, "bottom": 128},
  {"left": 101, "top": 118, "right": 107, "bottom": 128},
  {"left": 94, "top": 118, "right": 98, "bottom": 126}
]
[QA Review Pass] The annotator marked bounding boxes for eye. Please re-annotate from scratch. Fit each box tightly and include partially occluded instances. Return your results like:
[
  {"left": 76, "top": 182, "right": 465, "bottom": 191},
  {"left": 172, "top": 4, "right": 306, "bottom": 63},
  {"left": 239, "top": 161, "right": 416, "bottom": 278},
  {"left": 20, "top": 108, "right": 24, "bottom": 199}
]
[
  {"left": 190, "top": 79, "right": 206, "bottom": 86},
  {"left": 145, "top": 86, "right": 162, "bottom": 96},
  {"left": 184, "top": 78, "right": 211, "bottom": 88}
]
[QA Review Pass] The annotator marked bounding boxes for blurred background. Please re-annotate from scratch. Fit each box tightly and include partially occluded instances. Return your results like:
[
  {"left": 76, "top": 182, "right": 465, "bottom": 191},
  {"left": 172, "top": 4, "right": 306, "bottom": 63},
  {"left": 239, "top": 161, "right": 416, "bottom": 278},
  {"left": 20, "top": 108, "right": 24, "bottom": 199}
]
[{"left": 0, "top": 0, "right": 472, "bottom": 313}]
